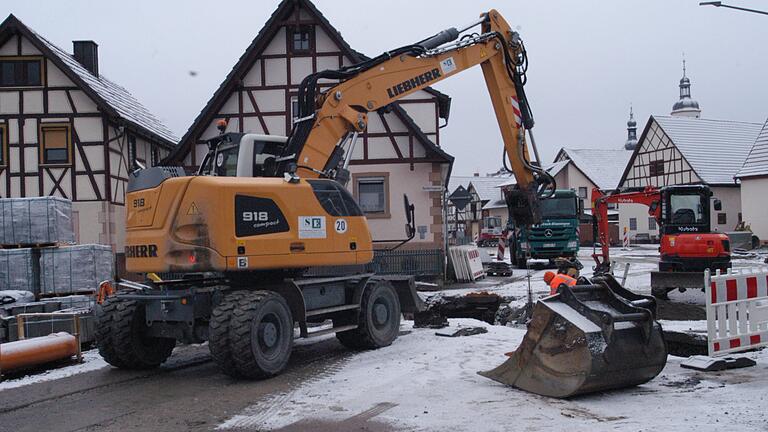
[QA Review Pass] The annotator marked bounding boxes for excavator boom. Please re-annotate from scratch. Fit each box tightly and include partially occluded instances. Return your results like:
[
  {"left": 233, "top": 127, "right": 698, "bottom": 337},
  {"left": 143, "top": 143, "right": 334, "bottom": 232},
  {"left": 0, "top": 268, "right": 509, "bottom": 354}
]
[{"left": 283, "top": 10, "right": 551, "bottom": 225}]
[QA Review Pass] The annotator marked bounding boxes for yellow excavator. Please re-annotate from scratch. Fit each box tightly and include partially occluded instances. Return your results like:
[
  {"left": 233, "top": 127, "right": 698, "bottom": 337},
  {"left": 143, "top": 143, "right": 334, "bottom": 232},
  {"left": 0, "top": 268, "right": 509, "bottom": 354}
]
[{"left": 95, "top": 9, "right": 666, "bottom": 397}]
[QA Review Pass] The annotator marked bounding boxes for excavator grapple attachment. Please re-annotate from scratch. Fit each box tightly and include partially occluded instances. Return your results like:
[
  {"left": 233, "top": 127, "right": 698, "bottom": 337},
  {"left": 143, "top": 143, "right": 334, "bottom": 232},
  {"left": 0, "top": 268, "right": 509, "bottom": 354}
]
[{"left": 479, "top": 276, "right": 667, "bottom": 398}]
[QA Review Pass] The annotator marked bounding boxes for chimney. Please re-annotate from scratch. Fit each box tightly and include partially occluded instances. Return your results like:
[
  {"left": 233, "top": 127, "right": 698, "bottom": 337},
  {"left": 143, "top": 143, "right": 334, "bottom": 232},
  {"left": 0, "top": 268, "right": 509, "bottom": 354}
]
[{"left": 73, "top": 41, "right": 99, "bottom": 76}]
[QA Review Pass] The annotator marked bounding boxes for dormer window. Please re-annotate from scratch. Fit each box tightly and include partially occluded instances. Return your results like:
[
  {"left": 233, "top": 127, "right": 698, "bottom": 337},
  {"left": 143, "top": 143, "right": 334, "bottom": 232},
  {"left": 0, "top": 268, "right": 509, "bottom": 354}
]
[
  {"left": 0, "top": 58, "right": 43, "bottom": 87},
  {"left": 290, "top": 26, "right": 312, "bottom": 53}
]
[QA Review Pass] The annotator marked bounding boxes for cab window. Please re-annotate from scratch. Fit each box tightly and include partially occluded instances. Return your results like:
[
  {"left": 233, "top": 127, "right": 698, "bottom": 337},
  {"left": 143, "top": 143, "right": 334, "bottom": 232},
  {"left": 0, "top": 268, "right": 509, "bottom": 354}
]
[{"left": 308, "top": 180, "right": 363, "bottom": 217}]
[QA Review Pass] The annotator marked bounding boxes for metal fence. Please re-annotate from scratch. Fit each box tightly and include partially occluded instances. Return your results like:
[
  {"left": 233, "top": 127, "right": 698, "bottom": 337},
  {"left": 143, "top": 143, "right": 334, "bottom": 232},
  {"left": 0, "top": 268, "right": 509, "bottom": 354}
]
[{"left": 305, "top": 248, "right": 444, "bottom": 278}]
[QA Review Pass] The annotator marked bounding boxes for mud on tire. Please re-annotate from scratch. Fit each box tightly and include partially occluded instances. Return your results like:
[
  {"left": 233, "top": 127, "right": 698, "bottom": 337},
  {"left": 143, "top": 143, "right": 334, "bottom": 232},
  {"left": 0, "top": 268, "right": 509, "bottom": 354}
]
[
  {"left": 95, "top": 296, "right": 176, "bottom": 369},
  {"left": 227, "top": 291, "right": 294, "bottom": 379},
  {"left": 336, "top": 280, "right": 401, "bottom": 350},
  {"left": 208, "top": 290, "right": 248, "bottom": 377}
]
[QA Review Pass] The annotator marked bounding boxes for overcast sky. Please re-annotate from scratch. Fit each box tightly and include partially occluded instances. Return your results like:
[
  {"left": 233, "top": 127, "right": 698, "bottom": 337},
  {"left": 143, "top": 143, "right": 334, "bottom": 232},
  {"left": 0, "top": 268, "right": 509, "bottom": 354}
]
[{"left": 5, "top": 1, "right": 768, "bottom": 176}]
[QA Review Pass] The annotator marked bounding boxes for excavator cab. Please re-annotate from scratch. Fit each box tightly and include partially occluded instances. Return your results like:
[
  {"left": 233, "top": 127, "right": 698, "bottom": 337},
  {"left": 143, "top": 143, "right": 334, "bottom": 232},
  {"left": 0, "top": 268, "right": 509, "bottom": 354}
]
[{"left": 199, "top": 131, "right": 289, "bottom": 178}]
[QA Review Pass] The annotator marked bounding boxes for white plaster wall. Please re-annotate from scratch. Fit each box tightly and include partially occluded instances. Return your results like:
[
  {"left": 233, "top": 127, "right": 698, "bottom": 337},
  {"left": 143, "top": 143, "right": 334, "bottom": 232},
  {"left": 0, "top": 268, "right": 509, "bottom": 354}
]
[
  {"left": 0, "top": 35, "right": 17, "bottom": 55},
  {"left": 740, "top": 177, "right": 768, "bottom": 242},
  {"left": 348, "top": 163, "right": 436, "bottom": 244},
  {"left": 709, "top": 186, "right": 741, "bottom": 233}
]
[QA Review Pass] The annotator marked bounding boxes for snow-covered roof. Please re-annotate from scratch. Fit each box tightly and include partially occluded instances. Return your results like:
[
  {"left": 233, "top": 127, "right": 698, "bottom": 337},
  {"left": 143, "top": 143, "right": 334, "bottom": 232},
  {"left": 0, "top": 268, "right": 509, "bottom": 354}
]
[
  {"left": 558, "top": 148, "right": 632, "bottom": 190},
  {"left": 653, "top": 116, "right": 762, "bottom": 184},
  {"left": 482, "top": 198, "right": 506, "bottom": 210},
  {"left": 447, "top": 176, "right": 474, "bottom": 193},
  {"left": 737, "top": 118, "right": 768, "bottom": 179},
  {"left": 1, "top": 15, "right": 178, "bottom": 147},
  {"left": 468, "top": 177, "right": 510, "bottom": 202}
]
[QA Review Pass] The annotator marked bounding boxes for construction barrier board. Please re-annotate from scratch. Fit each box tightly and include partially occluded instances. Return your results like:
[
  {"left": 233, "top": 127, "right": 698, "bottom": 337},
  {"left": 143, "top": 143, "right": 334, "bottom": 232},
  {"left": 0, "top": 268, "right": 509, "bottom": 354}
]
[{"left": 706, "top": 267, "right": 768, "bottom": 357}]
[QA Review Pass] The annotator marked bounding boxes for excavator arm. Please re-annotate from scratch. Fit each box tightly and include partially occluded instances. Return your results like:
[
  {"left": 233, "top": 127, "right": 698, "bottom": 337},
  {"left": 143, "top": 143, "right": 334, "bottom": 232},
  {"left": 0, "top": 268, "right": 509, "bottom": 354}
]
[
  {"left": 280, "top": 10, "right": 552, "bottom": 225},
  {"left": 591, "top": 186, "right": 661, "bottom": 273}
]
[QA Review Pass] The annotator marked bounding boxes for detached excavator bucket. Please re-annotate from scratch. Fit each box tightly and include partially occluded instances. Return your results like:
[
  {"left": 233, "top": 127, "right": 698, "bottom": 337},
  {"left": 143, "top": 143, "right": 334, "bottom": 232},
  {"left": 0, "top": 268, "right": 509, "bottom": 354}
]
[{"left": 479, "top": 276, "right": 667, "bottom": 398}]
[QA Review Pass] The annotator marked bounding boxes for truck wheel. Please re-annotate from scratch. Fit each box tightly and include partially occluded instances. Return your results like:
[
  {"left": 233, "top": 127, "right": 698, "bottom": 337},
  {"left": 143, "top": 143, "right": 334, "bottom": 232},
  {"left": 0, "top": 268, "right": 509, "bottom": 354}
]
[
  {"left": 337, "top": 280, "right": 401, "bottom": 350},
  {"left": 95, "top": 296, "right": 176, "bottom": 369},
  {"left": 228, "top": 291, "right": 293, "bottom": 379},
  {"left": 209, "top": 290, "right": 248, "bottom": 377}
]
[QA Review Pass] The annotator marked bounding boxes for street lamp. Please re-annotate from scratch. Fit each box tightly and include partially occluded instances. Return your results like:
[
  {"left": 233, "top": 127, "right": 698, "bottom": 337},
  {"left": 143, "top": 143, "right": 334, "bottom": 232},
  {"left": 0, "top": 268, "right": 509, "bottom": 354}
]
[{"left": 699, "top": 1, "right": 768, "bottom": 15}]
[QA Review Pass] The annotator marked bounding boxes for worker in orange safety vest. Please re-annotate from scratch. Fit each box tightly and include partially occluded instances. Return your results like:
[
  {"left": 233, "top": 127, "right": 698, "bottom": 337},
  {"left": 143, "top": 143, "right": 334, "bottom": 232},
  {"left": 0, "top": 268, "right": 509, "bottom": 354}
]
[{"left": 543, "top": 271, "right": 577, "bottom": 296}]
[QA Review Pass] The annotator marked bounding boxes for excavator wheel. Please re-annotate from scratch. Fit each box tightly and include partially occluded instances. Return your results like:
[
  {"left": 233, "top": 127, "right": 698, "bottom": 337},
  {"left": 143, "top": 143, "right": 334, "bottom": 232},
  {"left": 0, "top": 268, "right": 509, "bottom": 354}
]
[
  {"left": 337, "top": 280, "right": 401, "bottom": 349},
  {"left": 227, "top": 291, "right": 294, "bottom": 379},
  {"left": 209, "top": 290, "right": 249, "bottom": 377},
  {"left": 95, "top": 296, "right": 176, "bottom": 369}
]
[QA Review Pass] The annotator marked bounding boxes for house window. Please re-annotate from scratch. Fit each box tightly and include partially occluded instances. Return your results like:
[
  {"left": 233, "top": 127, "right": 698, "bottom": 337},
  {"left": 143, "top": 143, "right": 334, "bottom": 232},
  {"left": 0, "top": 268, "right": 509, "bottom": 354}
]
[
  {"left": 0, "top": 124, "right": 6, "bottom": 166},
  {"left": 0, "top": 58, "right": 43, "bottom": 87},
  {"left": 290, "top": 26, "right": 312, "bottom": 53},
  {"left": 150, "top": 146, "right": 160, "bottom": 167},
  {"left": 128, "top": 135, "right": 137, "bottom": 168},
  {"left": 40, "top": 123, "right": 71, "bottom": 164},
  {"left": 649, "top": 160, "right": 665, "bottom": 177},
  {"left": 290, "top": 97, "right": 300, "bottom": 126},
  {"left": 629, "top": 217, "right": 637, "bottom": 231},
  {"left": 354, "top": 174, "right": 389, "bottom": 217},
  {"left": 648, "top": 217, "right": 657, "bottom": 230},
  {"left": 718, "top": 213, "right": 727, "bottom": 225},
  {"left": 578, "top": 187, "right": 587, "bottom": 199},
  {"left": 607, "top": 202, "right": 618, "bottom": 210}
]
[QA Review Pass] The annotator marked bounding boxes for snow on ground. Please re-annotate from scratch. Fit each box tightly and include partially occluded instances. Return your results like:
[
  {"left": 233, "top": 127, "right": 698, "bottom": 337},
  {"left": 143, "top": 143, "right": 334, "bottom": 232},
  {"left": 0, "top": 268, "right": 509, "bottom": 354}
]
[
  {"left": 218, "top": 318, "right": 768, "bottom": 431},
  {"left": 0, "top": 349, "right": 107, "bottom": 391}
]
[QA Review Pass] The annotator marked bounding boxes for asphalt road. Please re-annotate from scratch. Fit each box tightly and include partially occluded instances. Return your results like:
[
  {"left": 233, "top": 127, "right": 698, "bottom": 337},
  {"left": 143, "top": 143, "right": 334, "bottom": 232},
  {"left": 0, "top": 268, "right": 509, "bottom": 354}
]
[{"left": 0, "top": 338, "right": 391, "bottom": 432}]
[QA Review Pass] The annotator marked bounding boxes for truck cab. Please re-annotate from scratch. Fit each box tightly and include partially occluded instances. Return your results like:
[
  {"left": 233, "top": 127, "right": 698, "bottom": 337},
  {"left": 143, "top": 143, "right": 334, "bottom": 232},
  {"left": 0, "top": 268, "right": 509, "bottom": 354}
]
[{"left": 509, "top": 189, "right": 581, "bottom": 268}]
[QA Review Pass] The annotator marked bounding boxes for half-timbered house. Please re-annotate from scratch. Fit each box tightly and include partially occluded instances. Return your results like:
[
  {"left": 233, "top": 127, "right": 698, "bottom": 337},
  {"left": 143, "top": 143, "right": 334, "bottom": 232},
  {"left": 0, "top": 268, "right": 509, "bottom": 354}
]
[
  {"left": 0, "top": 15, "right": 177, "bottom": 258},
  {"left": 618, "top": 115, "right": 762, "bottom": 236},
  {"left": 165, "top": 0, "right": 454, "bottom": 250}
]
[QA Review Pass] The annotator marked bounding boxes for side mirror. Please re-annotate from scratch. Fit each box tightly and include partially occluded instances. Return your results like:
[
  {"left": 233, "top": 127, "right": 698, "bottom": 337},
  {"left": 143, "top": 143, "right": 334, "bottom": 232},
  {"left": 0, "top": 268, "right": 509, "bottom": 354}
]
[
  {"left": 714, "top": 198, "right": 722, "bottom": 211},
  {"left": 577, "top": 198, "right": 584, "bottom": 216},
  {"left": 404, "top": 194, "right": 416, "bottom": 239}
]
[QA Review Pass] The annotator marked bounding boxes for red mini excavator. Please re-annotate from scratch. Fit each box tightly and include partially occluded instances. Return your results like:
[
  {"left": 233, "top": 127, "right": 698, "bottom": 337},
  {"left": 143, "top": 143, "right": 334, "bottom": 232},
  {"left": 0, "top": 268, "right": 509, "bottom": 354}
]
[{"left": 592, "top": 185, "right": 731, "bottom": 297}]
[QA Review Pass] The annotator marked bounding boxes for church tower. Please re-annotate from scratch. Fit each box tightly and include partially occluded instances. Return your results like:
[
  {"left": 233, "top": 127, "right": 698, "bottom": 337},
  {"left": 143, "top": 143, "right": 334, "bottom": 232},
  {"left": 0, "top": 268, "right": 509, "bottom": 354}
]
[
  {"left": 625, "top": 106, "right": 638, "bottom": 150},
  {"left": 671, "top": 59, "right": 701, "bottom": 118}
]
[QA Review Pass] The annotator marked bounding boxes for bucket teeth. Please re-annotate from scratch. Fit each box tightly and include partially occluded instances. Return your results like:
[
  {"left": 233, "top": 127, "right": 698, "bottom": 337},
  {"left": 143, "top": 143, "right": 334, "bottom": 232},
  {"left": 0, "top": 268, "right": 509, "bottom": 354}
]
[{"left": 479, "top": 275, "right": 667, "bottom": 398}]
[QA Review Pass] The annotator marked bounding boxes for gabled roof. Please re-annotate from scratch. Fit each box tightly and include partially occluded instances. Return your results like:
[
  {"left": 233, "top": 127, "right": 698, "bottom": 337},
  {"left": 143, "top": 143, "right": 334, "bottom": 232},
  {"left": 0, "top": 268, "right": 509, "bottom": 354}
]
[
  {"left": 166, "top": 0, "right": 452, "bottom": 166},
  {"left": 621, "top": 115, "right": 762, "bottom": 186},
  {"left": 737, "top": 118, "right": 768, "bottom": 179},
  {"left": 557, "top": 147, "right": 632, "bottom": 190},
  {"left": 0, "top": 15, "right": 178, "bottom": 148},
  {"left": 468, "top": 177, "right": 510, "bottom": 202}
]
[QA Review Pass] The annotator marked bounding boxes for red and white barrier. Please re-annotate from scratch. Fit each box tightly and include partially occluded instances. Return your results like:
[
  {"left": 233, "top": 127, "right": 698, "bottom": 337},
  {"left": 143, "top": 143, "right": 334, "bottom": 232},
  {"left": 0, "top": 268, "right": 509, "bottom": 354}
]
[
  {"left": 706, "top": 267, "right": 768, "bottom": 357},
  {"left": 449, "top": 246, "right": 486, "bottom": 282},
  {"left": 496, "top": 230, "right": 508, "bottom": 261},
  {"left": 622, "top": 227, "right": 630, "bottom": 249}
]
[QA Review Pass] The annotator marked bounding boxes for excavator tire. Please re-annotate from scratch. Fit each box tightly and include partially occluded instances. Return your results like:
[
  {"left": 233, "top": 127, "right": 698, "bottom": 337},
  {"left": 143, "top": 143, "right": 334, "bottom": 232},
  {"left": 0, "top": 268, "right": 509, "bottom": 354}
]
[
  {"left": 228, "top": 291, "right": 294, "bottom": 379},
  {"left": 95, "top": 296, "right": 176, "bottom": 369},
  {"left": 337, "top": 280, "right": 401, "bottom": 349},
  {"left": 209, "top": 290, "right": 249, "bottom": 377}
]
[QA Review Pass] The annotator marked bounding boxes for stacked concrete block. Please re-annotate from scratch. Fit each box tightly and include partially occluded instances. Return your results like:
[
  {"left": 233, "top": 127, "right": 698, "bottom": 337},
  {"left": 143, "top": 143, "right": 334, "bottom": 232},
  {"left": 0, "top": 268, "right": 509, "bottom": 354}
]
[
  {"left": 0, "top": 249, "right": 40, "bottom": 293},
  {"left": 0, "top": 197, "right": 75, "bottom": 245},
  {"left": 40, "top": 245, "right": 113, "bottom": 295}
]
